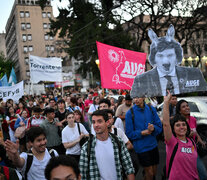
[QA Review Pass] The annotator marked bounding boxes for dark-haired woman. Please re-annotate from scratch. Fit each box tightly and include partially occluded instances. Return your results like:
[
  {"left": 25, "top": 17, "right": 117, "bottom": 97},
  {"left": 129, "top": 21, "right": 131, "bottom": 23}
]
[
  {"left": 176, "top": 99, "right": 207, "bottom": 180},
  {"left": 74, "top": 110, "right": 90, "bottom": 133},
  {"left": 6, "top": 106, "right": 17, "bottom": 142},
  {"left": 16, "top": 101, "right": 30, "bottom": 118},
  {"left": 163, "top": 92, "right": 198, "bottom": 180}
]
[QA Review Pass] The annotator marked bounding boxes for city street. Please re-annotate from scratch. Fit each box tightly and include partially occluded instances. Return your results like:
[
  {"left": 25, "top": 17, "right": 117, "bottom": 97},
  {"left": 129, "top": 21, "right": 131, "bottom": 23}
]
[{"left": 135, "top": 140, "right": 207, "bottom": 179}]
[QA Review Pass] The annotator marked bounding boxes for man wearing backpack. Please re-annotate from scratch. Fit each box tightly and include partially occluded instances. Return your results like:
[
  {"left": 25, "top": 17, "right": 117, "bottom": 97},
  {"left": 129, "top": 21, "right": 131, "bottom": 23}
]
[
  {"left": 79, "top": 110, "right": 135, "bottom": 180},
  {"left": 125, "top": 97, "right": 162, "bottom": 180},
  {"left": 4, "top": 127, "right": 58, "bottom": 180}
]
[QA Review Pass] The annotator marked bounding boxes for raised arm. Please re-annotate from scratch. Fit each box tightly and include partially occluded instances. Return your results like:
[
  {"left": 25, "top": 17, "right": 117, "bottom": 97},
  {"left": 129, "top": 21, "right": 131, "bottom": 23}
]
[
  {"left": 163, "top": 92, "right": 173, "bottom": 142},
  {"left": 4, "top": 139, "right": 25, "bottom": 168}
]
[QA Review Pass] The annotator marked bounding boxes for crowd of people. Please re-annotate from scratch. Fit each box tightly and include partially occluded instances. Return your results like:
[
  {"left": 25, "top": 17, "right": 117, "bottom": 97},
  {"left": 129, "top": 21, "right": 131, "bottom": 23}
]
[{"left": 0, "top": 88, "right": 206, "bottom": 180}]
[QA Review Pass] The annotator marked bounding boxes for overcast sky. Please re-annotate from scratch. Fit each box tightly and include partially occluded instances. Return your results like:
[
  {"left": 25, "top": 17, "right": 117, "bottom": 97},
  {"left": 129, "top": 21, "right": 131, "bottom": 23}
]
[{"left": 0, "top": 0, "right": 69, "bottom": 33}]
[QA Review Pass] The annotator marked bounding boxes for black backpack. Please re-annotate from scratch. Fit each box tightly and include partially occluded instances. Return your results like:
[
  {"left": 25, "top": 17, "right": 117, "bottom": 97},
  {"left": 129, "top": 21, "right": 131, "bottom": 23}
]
[{"left": 24, "top": 148, "right": 55, "bottom": 180}]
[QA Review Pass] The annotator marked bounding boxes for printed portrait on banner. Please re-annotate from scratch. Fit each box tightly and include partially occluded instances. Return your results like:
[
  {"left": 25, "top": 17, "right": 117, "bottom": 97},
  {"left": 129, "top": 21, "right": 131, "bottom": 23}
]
[{"left": 131, "top": 24, "right": 207, "bottom": 98}]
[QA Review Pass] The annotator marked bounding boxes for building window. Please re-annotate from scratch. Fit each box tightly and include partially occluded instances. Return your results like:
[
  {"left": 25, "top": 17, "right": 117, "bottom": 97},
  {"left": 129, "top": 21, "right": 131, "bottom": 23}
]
[
  {"left": 205, "top": 44, "right": 207, "bottom": 52},
  {"left": 25, "top": 57, "right": 29, "bottom": 65},
  {"left": 22, "top": 34, "right": 27, "bottom": 41},
  {"left": 25, "top": 11, "right": 30, "bottom": 17},
  {"left": 23, "top": 46, "right": 28, "bottom": 53},
  {"left": 42, "top": 12, "right": 46, "bottom": 18},
  {"left": 44, "top": 34, "right": 49, "bottom": 40},
  {"left": 51, "top": 45, "right": 54, "bottom": 52},
  {"left": 43, "top": 23, "right": 47, "bottom": 29},
  {"left": 26, "top": 71, "right": 30, "bottom": 77},
  {"left": 29, "top": 46, "right": 33, "bottom": 52},
  {"left": 203, "top": 31, "right": 207, "bottom": 39},
  {"left": 26, "top": 23, "right": 31, "bottom": 29},
  {"left": 196, "top": 31, "right": 200, "bottom": 39},
  {"left": 28, "top": 34, "right": 32, "bottom": 41},
  {"left": 47, "top": 12, "right": 51, "bottom": 18},
  {"left": 21, "top": 23, "right": 26, "bottom": 30},
  {"left": 49, "top": 36, "right": 54, "bottom": 40},
  {"left": 48, "top": 23, "right": 51, "bottom": 28},
  {"left": 45, "top": 45, "right": 50, "bottom": 51},
  {"left": 20, "top": 11, "right": 24, "bottom": 18}
]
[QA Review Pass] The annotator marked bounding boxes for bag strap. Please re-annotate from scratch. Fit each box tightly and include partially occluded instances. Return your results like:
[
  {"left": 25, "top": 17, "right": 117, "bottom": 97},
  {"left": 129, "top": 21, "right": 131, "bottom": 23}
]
[
  {"left": 167, "top": 142, "right": 178, "bottom": 178},
  {"left": 3, "top": 166, "right": 9, "bottom": 180},
  {"left": 87, "top": 134, "right": 94, "bottom": 179},
  {"left": 189, "top": 137, "right": 196, "bottom": 147},
  {"left": 48, "top": 148, "right": 55, "bottom": 157},
  {"left": 25, "top": 150, "right": 33, "bottom": 180},
  {"left": 109, "top": 133, "right": 125, "bottom": 177},
  {"left": 113, "top": 116, "right": 117, "bottom": 125},
  {"left": 25, "top": 148, "right": 55, "bottom": 180},
  {"left": 77, "top": 123, "right": 81, "bottom": 135},
  {"left": 130, "top": 107, "right": 135, "bottom": 130},
  {"left": 114, "top": 127, "right": 117, "bottom": 136}
]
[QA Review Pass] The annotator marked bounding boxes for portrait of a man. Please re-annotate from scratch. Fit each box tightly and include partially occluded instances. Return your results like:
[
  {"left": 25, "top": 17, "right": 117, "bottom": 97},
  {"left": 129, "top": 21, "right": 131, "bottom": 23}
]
[{"left": 131, "top": 24, "right": 207, "bottom": 98}]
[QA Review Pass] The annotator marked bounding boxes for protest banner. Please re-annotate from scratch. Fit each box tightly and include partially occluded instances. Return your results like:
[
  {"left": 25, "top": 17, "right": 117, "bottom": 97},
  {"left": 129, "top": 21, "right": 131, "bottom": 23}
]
[
  {"left": 96, "top": 41, "right": 147, "bottom": 90},
  {"left": 29, "top": 55, "right": 62, "bottom": 83},
  {"left": 131, "top": 25, "right": 207, "bottom": 97},
  {"left": 0, "top": 81, "right": 24, "bottom": 102}
]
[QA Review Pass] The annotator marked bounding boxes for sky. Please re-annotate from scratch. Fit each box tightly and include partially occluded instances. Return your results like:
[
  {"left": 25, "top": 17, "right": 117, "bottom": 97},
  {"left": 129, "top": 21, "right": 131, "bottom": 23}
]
[{"left": 0, "top": 0, "right": 69, "bottom": 33}]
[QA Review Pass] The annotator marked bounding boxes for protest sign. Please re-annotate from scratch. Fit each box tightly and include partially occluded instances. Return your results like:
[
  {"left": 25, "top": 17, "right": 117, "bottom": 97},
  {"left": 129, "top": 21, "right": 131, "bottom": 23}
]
[
  {"left": 0, "top": 81, "right": 24, "bottom": 102},
  {"left": 29, "top": 55, "right": 62, "bottom": 83},
  {"left": 96, "top": 41, "right": 147, "bottom": 90},
  {"left": 131, "top": 25, "right": 207, "bottom": 98}
]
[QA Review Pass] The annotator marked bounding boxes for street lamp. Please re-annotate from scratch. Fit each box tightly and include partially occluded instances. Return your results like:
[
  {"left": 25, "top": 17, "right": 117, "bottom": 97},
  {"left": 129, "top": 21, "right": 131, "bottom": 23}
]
[{"left": 95, "top": 59, "right": 100, "bottom": 69}]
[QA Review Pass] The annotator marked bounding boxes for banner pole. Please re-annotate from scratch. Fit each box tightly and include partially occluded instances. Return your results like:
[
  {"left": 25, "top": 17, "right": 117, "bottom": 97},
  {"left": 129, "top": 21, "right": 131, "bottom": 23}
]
[{"left": 61, "top": 82, "right": 63, "bottom": 96}]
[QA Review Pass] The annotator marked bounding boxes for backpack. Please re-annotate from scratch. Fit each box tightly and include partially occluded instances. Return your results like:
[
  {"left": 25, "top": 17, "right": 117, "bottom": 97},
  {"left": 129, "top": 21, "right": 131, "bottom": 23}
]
[
  {"left": 161, "top": 138, "right": 196, "bottom": 179},
  {"left": 24, "top": 148, "right": 55, "bottom": 180},
  {"left": 86, "top": 133, "right": 125, "bottom": 179}
]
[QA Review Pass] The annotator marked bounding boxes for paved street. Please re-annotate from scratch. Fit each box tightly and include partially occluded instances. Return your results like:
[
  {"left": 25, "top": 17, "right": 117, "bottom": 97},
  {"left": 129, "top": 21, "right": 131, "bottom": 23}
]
[{"left": 135, "top": 140, "right": 207, "bottom": 180}]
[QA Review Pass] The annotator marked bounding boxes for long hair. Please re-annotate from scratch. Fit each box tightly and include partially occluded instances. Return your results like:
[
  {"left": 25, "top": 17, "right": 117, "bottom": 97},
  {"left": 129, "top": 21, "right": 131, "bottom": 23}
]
[
  {"left": 74, "top": 110, "right": 85, "bottom": 123},
  {"left": 176, "top": 99, "right": 188, "bottom": 115}
]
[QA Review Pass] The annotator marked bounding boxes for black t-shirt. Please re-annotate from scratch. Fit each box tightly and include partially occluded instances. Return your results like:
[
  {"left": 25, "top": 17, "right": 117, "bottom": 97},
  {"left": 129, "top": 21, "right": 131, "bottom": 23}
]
[{"left": 55, "top": 109, "right": 69, "bottom": 127}]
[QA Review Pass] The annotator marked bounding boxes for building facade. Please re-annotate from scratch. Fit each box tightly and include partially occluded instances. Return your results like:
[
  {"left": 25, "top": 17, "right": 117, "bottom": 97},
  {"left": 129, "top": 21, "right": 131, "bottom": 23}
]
[
  {"left": 0, "top": 33, "right": 7, "bottom": 57},
  {"left": 5, "top": 0, "right": 70, "bottom": 82}
]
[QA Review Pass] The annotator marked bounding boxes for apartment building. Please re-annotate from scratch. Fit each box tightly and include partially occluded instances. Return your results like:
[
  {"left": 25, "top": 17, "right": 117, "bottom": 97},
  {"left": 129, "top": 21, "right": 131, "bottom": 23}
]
[
  {"left": 0, "top": 33, "right": 7, "bottom": 57},
  {"left": 5, "top": 0, "right": 69, "bottom": 82}
]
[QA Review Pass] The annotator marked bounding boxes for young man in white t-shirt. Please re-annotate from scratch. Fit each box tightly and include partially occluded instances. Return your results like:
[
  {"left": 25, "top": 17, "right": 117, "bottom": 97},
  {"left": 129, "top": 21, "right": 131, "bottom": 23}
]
[
  {"left": 5, "top": 127, "right": 58, "bottom": 180},
  {"left": 79, "top": 110, "right": 135, "bottom": 180},
  {"left": 105, "top": 109, "right": 133, "bottom": 150}
]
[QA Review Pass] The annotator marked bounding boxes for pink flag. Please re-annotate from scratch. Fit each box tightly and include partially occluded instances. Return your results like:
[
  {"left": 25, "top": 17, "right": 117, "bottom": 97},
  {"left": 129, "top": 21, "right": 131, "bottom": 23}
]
[{"left": 96, "top": 41, "right": 147, "bottom": 90}]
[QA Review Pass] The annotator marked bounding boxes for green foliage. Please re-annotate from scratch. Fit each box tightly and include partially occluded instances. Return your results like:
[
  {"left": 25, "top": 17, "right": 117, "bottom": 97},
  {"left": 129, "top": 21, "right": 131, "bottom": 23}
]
[
  {"left": 45, "top": 0, "right": 139, "bottom": 80},
  {"left": 0, "top": 51, "right": 14, "bottom": 78}
]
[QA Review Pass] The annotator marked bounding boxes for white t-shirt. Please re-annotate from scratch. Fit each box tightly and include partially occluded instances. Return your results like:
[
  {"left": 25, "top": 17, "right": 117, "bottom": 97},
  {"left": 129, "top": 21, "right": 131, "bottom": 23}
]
[
  {"left": 111, "top": 127, "right": 129, "bottom": 144},
  {"left": 114, "top": 117, "right": 124, "bottom": 132},
  {"left": 30, "top": 116, "right": 45, "bottom": 127},
  {"left": 62, "top": 123, "right": 89, "bottom": 155},
  {"left": 95, "top": 137, "right": 117, "bottom": 180},
  {"left": 88, "top": 104, "right": 99, "bottom": 113},
  {"left": 19, "top": 148, "right": 58, "bottom": 180}
]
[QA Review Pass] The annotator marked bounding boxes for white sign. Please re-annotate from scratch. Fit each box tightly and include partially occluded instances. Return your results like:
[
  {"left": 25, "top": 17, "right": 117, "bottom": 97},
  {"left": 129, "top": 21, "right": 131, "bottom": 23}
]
[
  {"left": 29, "top": 55, "right": 62, "bottom": 83},
  {"left": 0, "top": 81, "right": 24, "bottom": 102}
]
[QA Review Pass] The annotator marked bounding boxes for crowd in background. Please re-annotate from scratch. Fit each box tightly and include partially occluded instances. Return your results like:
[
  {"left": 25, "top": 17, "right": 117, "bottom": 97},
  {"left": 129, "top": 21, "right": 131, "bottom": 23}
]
[{"left": 0, "top": 87, "right": 206, "bottom": 180}]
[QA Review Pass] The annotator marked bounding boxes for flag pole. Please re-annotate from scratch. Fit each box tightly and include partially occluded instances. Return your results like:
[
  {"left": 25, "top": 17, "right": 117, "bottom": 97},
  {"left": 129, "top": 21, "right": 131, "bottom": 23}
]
[{"left": 29, "top": 54, "right": 33, "bottom": 95}]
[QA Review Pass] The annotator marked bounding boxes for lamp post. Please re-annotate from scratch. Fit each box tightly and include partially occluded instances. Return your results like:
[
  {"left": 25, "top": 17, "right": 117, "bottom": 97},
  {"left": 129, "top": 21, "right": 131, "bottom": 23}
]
[{"left": 95, "top": 59, "right": 100, "bottom": 69}]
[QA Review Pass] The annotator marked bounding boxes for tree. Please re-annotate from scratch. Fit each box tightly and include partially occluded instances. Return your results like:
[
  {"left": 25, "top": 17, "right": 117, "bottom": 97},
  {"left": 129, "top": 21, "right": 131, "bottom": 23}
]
[
  {"left": 39, "top": 0, "right": 139, "bottom": 81},
  {"left": 118, "top": 0, "right": 207, "bottom": 68},
  {"left": 0, "top": 51, "right": 14, "bottom": 78}
]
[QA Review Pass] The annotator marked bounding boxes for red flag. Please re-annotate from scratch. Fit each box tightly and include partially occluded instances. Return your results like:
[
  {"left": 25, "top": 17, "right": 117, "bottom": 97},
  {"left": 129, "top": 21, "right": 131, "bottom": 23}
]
[{"left": 96, "top": 41, "right": 147, "bottom": 90}]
